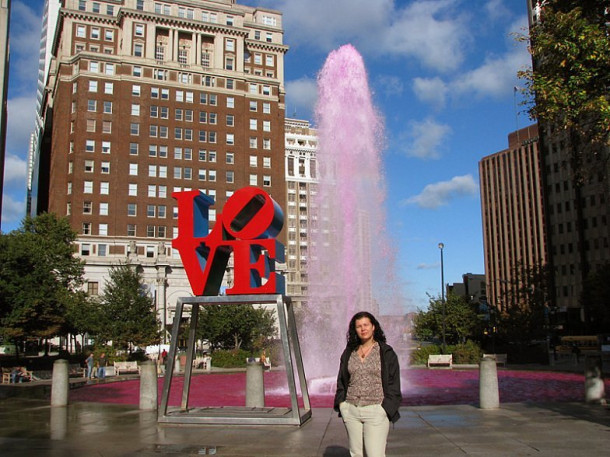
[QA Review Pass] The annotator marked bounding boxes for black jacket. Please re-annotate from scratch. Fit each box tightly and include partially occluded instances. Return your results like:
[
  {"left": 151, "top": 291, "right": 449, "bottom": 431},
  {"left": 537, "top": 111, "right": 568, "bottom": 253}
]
[{"left": 333, "top": 341, "right": 401, "bottom": 423}]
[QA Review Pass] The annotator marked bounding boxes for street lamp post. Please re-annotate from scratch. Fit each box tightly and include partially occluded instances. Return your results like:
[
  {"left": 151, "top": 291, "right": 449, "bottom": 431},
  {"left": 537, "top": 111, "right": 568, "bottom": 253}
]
[{"left": 438, "top": 242, "right": 446, "bottom": 353}]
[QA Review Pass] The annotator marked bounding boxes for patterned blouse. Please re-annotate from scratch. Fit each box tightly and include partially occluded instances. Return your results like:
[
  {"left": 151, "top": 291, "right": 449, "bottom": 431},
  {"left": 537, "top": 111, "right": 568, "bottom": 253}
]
[{"left": 345, "top": 343, "right": 384, "bottom": 406}]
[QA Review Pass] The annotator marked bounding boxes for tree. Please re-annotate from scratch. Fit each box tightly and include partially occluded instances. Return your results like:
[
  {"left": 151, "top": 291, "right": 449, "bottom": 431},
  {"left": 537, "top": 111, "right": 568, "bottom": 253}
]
[
  {"left": 0, "top": 214, "right": 85, "bottom": 353},
  {"left": 97, "top": 264, "right": 159, "bottom": 351},
  {"left": 414, "top": 294, "right": 480, "bottom": 347},
  {"left": 581, "top": 263, "right": 610, "bottom": 334},
  {"left": 496, "top": 263, "right": 551, "bottom": 346},
  {"left": 518, "top": 2, "right": 610, "bottom": 179},
  {"left": 196, "top": 304, "right": 276, "bottom": 352}
]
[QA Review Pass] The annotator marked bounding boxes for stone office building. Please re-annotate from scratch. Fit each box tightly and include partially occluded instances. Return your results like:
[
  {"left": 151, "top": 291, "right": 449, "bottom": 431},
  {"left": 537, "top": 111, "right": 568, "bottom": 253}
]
[{"left": 28, "top": 0, "right": 289, "bottom": 339}]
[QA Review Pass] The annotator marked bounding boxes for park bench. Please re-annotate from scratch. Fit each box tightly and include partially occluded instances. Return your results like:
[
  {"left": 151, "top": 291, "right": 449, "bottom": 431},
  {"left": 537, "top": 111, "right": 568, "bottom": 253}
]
[
  {"left": 2, "top": 367, "right": 34, "bottom": 383},
  {"left": 114, "top": 361, "right": 140, "bottom": 375},
  {"left": 69, "top": 364, "right": 87, "bottom": 377},
  {"left": 427, "top": 354, "right": 453, "bottom": 369},
  {"left": 483, "top": 353, "right": 507, "bottom": 366}
]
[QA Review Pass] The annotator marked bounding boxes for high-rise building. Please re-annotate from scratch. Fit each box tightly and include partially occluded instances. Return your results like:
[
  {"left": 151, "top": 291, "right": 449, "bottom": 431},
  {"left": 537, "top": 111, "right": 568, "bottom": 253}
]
[
  {"left": 284, "top": 118, "right": 317, "bottom": 309},
  {"left": 479, "top": 124, "right": 547, "bottom": 311},
  {"left": 28, "top": 0, "right": 288, "bottom": 338},
  {"left": 0, "top": 0, "right": 11, "bottom": 231},
  {"left": 526, "top": 0, "right": 610, "bottom": 330}
]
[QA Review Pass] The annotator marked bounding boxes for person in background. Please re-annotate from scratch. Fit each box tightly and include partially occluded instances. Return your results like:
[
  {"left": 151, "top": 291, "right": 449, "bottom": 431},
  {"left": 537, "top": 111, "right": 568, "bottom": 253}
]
[
  {"left": 85, "top": 352, "right": 94, "bottom": 379},
  {"left": 97, "top": 353, "right": 107, "bottom": 380},
  {"left": 334, "top": 311, "right": 401, "bottom": 457}
]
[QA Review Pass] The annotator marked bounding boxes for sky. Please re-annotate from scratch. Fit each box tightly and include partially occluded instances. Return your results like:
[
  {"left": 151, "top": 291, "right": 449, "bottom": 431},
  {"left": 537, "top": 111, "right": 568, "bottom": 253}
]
[{"left": 1, "top": 0, "right": 533, "bottom": 312}]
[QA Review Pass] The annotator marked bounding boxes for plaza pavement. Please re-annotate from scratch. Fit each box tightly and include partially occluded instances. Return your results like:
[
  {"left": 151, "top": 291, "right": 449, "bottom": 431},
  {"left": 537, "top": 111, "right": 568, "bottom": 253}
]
[{"left": 0, "top": 397, "right": 608, "bottom": 456}]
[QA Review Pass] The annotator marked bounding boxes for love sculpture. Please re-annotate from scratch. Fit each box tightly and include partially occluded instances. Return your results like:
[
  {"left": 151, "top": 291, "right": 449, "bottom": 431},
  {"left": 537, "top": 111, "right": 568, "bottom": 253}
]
[
  {"left": 172, "top": 186, "right": 285, "bottom": 296},
  {"left": 159, "top": 187, "right": 310, "bottom": 426}
]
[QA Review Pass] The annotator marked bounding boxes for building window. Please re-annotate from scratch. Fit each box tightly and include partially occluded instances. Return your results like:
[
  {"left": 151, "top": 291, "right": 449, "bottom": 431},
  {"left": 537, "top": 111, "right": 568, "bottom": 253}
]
[
  {"left": 99, "top": 202, "right": 109, "bottom": 215},
  {"left": 198, "top": 169, "right": 206, "bottom": 181},
  {"left": 128, "top": 203, "right": 137, "bottom": 216},
  {"left": 100, "top": 161, "right": 110, "bottom": 174},
  {"left": 88, "top": 80, "right": 98, "bottom": 92},
  {"left": 209, "top": 170, "right": 216, "bottom": 182},
  {"left": 84, "top": 181, "right": 93, "bottom": 193},
  {"left": 249, "top": 156, "right": 258, "bottom": 167},
  {"left": 130, "top": 123, "right": 140, "bottom": 135},
  {"left": 102, "top": 121, "right": 112, "bottom": 133},
  {"left": 226, "top": 171, "right": 234, "bottom": 183},
  {"left": 99, "top": 223, "right": 108, "bottom": 236},
  {"left": 100, "top": 182, "right": 109, "bottom": 194},
  {"left": 104, "top": 29, "right": 114, "bottom": 41},
  {"left": 249, "top": 174, "right": 258, "bottom": 186},
  {"left": 83, "top": 201, "right": 93, "bottom": 214},
  {"left": 226, "top": 133, "right": 234, "bottom": 145},
  {"left": 134, "top": 43, "right": 144, "bottom": 57},
  {"left": 127, "top": 224, "right": 136, "bottom": 237},
  {"left": 263, "top": 175, "right": 271, "bottom": 187},
  {"left": 147, "top": 205, "right": 156, "bottom": 218},
  {"left": 82, "top": 223, "right": 91, "bottom": 235},
  {"left": 81, "top": 244, "right": 91, "bottom": 257},
  {"left": 103, "top": 101, "right": 112, "bottom": 113},
  {"left": 263, "top": 120, "right": 271, "bottom": 132},
  {"left": 226, "top": 115, "right": 234, "bottom": 127},
  {"left": 133, "top": 66, "right": 142, "bottom": 77},
  {"left": 129, "top": 163, "right": 138, "bottom": 175},
  {"left": 226, "top": 152, "right": 234, "bottom": 164},
  {"left": 86, "top": 119, "right": 96, "bottom": 132},
  {"left": 131, "top": 104, "right": 140, "bottom": 116},
  {"left": 128, "top": 183, "right": 138, "bottom": 196}
]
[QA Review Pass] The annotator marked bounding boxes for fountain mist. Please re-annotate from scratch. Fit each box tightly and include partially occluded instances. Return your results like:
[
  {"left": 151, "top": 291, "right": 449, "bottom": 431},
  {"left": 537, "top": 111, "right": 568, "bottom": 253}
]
[{"left": 301, "top": 45, "right": 402, "bottom": 385}]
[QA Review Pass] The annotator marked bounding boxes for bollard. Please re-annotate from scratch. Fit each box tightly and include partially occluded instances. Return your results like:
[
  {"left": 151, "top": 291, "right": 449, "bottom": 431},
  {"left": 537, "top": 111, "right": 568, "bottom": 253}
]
[
  {"left": 246, "top": 361, "right": 265, "bottom": 407},
  {"left": 205, "top": 355, "right": 212, "bottom": 372},
  {"left": 584, "top": 354, "right": 606, "bottom": 404},
  {"left": 479, "top": 357, "right": 500, "bottom": 409},
  {"left": 49, "top": 406, "right": 68, "bottom": 440},
  {"left": 174, "top": 357, "right": 181, "bottom": 374},
  {"left": 51, "top": 359, "right": 69, "bottom": 407},
  {"left": 139, "top": 361, "right": 158, "bottom": 410}
]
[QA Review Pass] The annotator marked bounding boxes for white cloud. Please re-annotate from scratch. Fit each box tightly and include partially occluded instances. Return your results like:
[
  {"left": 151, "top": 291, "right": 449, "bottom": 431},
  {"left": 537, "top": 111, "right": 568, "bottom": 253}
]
[
  {"left": 285, "top": 77, "right": 318, "bottom": 118},
  {"left": 3, "top": 154, "right": 27, "bottom": 185},
  {"left": 403, "top": 118, "right": 451, "bottom": 160},
  {"left": 417, "top": 263, "right": 440, "bottom": 270},
  {"left": 401, "top": 175, "right": 478, "bottom": 209},
  {"left": 452, "top": 44, "right": 530, "bottom": 98},
  {"left": 485, "top": 0, "right": 511, "bottom": 22},
  {"left": 6, "top": 96, "right": 36, "bottom": 153},
  {"left": 376, "top": 75, "right": 405, "bottom": 98},
  {"left": 262, "top": 0, "right": 469, "bottom": 72},
  {"left": 10, "top": 1, "right": 43, "bottom": 89},
  {"left": 412, "top": 77, "right": 449, "bottom": 109},
  {"left": 1, "top": 193, "right": 26, "bottom": 227},
  {"left": 379, "top": 0, "right": 469, "bottom": 72}
]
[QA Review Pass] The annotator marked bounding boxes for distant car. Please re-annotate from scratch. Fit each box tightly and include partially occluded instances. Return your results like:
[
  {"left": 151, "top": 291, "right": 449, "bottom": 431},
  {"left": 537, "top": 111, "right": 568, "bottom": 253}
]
[{"left": 0, "top": 344, "right": 17, "bottom": 356}]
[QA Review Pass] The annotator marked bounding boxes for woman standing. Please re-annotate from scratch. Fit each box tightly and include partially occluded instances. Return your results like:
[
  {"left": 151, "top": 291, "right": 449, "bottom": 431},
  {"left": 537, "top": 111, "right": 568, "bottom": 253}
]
[{"left": 334, "top": 311, "right": 401, "bottom": 457}]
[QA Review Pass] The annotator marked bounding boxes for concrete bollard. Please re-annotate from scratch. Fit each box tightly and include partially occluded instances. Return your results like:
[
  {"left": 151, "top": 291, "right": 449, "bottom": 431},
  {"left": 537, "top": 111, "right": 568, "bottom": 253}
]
[
  {"left": 174, "top": 357, "right": 181, "bottom": 374},
  {"left": 479, "top": 357, "right": 500, "bottom": 409},
  {"left": 139, "top": 361, "right": 158, "bottom": 410},
  {"left": 51, "top": 359, "right": 69, "bottom": 407},
  {"left": 584, "top": 354, "right": 606, "bottom": 404},
  {"left": 205, "top": 356, "right": 212, "bottom": 372},
  {"left": 246, "top": 361, "right": 265, "bottom": 407}
]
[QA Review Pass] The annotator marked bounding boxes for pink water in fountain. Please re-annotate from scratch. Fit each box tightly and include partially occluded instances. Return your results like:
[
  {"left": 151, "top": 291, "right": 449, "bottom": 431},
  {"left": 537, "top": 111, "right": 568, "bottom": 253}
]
[{"left": 302, "top": 44, "right": 402, "bottom": 386}]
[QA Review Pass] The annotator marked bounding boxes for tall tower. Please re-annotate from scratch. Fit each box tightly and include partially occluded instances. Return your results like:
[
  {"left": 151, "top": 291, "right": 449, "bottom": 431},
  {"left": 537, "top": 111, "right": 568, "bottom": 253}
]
[
  {"left": 525, "top": 0, "right": 610, "bottom": 331},
  {"left": 30, "top": 0, "right": 288, "bottom": 337},
  {"left": 0, "top": 0, "right": 10, "bottom": 231},
  {"left": 479, "top": 124, "right": 547, "bottom": 311},
  {"left": 284, "top": 118, "right": 317, "bottom": 308}
]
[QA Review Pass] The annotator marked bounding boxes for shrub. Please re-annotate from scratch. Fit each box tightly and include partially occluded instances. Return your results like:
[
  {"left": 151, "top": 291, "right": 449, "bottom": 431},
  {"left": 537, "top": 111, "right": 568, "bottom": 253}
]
[
  {"left": 211, "top": 349, "right": 250, "bottom": 368},
  {"left": 447, "top": 340, "right": 483, "bottom": 364},
  {"left": 409, "top": 344, "right": 442, "bottom": 365}
]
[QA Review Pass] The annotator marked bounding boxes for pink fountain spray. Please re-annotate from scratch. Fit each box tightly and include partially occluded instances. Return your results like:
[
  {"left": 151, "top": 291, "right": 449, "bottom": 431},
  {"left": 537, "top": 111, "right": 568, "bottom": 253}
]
[{"left": 302, "top": 45, "right": 402, "bottom": 391}]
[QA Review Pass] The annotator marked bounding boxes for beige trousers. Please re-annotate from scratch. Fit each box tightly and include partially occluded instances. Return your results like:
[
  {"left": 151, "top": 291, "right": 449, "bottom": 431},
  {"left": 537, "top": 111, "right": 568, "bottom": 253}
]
[{"left": 339, "top": 402, "right": 390, "bottom": 457}]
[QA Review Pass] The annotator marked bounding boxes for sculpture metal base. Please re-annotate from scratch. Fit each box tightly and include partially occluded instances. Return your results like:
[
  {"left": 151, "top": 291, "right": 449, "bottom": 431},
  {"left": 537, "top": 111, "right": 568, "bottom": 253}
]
[{"left": 158, "top": 294, "right": 311, "bottom": 426}]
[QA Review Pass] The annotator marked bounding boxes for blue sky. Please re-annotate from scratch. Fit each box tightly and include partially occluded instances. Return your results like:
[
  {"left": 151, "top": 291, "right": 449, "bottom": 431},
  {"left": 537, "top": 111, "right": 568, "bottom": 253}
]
[{"left": 1, "top": 0, "right": 532, "bottom": 312}]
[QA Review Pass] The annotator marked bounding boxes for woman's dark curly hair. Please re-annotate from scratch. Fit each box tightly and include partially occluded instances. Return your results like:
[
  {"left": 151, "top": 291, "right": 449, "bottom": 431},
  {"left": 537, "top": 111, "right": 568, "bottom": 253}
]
[{"left": 346, "top": 311, "right": 386, "bottom": 350}]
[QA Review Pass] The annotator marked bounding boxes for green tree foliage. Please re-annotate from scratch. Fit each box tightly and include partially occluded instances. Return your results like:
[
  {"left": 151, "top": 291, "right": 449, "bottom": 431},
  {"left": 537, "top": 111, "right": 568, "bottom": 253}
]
[
  {"left": 97, "top": 264, "right": 159, "bottom": 351},
  {"left": 496, "top": 263, "right": 551, "bottom": 346},
  {"left": 582, "top": 263, "right": 610, "bottom": 334},
  {"left": 0, "top": 214, "right": 85, "bottom": 347},
  {"left": 196, "top": 304, "right": 276, "bottom": 352},
  {"left": 414, "top": 294, "right": 480, "bottom": 347},
  {"left": 518, "top": 1, "right": 609, "bottom": 177}
]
